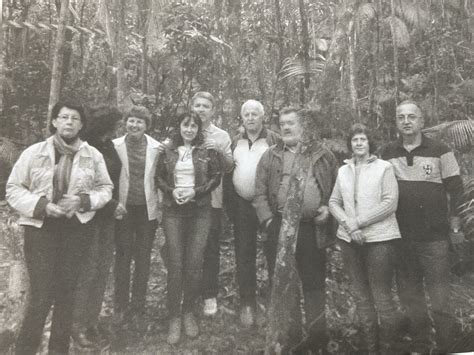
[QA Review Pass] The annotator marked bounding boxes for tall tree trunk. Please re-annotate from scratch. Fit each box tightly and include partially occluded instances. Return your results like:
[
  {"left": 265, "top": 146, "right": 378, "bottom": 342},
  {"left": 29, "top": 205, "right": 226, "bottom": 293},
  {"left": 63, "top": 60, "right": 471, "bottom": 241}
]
[
  {"left": 0, "top": 0, "right": 4, "bottom": 113},
  {"left": 115, "top": 0, "right": 127, "bottom": 108},
  {"left": 298, "top": 0, "right": 310, "bottom": 105},
  {"left": 348, "top": 20, "right": 359, "bottom": 121},
  {"left": 270, "top": 0, "right": 286, "bottom": 113},
  {"left": 390, "top": 0, "right": 399, "bottom": 105},
  {"left": 265, "top": 149, "right": 312, "bottom": 354},
  {"left": 47, "top": 0, "right": 70, "bottom": 127}
]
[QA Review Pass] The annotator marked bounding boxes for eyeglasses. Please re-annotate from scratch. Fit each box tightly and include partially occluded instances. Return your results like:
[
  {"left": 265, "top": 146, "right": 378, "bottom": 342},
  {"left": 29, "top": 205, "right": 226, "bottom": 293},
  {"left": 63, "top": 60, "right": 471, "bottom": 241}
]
[
  {"left": 396, "top": 114, "right": 419, "bottom": 121},
  {"left": 57, "top": 115, "right": 81, "bottom": 122}
]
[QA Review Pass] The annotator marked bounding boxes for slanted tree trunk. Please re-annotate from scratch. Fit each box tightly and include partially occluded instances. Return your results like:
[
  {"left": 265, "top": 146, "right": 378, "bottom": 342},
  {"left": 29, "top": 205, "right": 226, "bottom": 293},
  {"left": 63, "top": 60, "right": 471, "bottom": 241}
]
[
  {"left": 47, "top": 0, "right": 70, "bottom": 127},
  {"left": 265, "top": 148, "right": 312, "bottom": 354}
]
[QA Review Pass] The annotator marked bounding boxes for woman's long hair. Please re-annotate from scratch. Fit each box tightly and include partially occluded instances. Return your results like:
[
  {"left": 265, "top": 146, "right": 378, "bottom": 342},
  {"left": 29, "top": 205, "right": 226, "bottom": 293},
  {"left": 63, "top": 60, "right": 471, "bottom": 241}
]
[
  {"left": 346, "top": 123, "right": 377, "bottom": 154},
  {"left": 171, "top": 112, "right": 205, "bottom": 147}
]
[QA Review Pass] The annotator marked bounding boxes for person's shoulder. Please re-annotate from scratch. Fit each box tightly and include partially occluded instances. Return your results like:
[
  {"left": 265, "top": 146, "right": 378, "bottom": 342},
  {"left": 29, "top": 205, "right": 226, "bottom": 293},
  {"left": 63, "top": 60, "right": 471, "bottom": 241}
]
[
  {"left": 112, "top": 135, "right": 126, "bottom": 146},
  {"left": 210, "top": 124, "right": 231, "bottom": 139}
]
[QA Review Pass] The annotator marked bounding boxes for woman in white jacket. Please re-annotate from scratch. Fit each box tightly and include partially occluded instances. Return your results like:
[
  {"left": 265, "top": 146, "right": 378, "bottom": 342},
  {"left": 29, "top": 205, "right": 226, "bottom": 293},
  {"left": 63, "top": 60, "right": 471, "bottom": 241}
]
[
  {"left": 7, "top": 101, "right": 113, "bottom": 355},
  {"left": 329, "top": 123, "right": 403, "bottom": 353}
]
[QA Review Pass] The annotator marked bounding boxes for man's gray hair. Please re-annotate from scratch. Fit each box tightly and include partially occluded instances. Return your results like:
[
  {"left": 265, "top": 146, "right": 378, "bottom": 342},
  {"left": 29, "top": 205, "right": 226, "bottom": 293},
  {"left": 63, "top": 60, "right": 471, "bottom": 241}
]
[{"left": 241, "top": 100, "right": 264, "bottom": 116}]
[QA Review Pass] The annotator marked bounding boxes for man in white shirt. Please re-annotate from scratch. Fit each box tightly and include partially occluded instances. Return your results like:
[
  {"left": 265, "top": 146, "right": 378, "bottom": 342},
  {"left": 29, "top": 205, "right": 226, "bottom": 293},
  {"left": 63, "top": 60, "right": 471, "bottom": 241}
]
[{"left": 227, "top": 100, "right": 280, "bottom": 326}]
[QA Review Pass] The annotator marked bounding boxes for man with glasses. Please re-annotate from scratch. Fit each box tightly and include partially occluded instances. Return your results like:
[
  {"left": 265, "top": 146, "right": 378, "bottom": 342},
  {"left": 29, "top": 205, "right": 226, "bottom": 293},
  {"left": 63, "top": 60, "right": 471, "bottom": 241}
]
[{"left": 381, "top": 100, "right": 464, "bottom": 352}]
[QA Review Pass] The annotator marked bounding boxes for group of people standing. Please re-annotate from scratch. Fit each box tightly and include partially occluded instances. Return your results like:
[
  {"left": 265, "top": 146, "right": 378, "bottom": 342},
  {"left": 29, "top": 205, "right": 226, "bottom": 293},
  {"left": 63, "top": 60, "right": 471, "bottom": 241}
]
[{"left": 5, "top": 93, "right": 464, "bottom": 354}]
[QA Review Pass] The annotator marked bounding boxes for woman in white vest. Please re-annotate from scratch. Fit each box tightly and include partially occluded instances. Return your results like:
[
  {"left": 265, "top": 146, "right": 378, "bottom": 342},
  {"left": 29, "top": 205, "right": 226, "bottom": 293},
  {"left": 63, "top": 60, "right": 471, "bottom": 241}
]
[
  {"left": 113, "top": 106, "right": 162, "bottom": 318},
  {"left": 329, "top": 123, "right": 404, "bottom": 353}
]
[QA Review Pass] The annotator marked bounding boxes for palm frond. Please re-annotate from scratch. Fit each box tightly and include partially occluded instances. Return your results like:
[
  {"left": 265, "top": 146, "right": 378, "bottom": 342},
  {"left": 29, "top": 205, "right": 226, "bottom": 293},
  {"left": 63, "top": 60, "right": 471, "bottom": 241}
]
[
  {"left": 356, "top": 2, "right": 376, "bottom": 28},
  {"left": 396, "top": 0, "right": 429, "bottom": 29},
  {"left": 278, "top": 56, "right": 326, "bottom": 80},
  {"left": 384, "top": 16, "right": 410, "bottom": 48},
  {"left": 423, "top": 120, "right": 474, "bottom": 151}
]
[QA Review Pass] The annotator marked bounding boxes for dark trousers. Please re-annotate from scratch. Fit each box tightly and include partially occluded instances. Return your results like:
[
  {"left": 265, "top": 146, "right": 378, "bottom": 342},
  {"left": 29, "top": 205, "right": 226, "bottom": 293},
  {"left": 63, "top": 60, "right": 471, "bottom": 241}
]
[
  {"left": 232, "top": 195, "right": 258, "bottom": 307},
  {"left": 265, "top": 215, "right": 327, "bottom": 346},
  {"left": 15, "top": 217, "right": 93, "bottom": 355},
  {"left": 162, "top": 204, "right": 211, "bottom": 317},
  {"left": 73, "top": 215, "right": 115, "bottom": 332},
  {"left": 340, "top": 239, "right": 402, "bottom": 351},
  {"left": 201, "top": 207, "right": 222, "bottom": 299},
  {"left": 397, "top": 239, "right": 455, "bottom": 352},
  {"left": 114, "top": 205, "right": 157, "bottom": 314}
]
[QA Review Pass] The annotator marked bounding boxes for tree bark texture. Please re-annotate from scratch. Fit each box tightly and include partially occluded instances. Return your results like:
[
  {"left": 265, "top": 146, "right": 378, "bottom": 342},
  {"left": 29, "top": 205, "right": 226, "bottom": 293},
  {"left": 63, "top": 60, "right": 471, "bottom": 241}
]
[
  {"left": 0, "top": 0, "right": 4, "bottom": 112},
  {"left": 264, "top": 147, "right": 312, "bottom": 354},
  {"left": 47, "top": 0, "right": 70, "bottom": 126}
]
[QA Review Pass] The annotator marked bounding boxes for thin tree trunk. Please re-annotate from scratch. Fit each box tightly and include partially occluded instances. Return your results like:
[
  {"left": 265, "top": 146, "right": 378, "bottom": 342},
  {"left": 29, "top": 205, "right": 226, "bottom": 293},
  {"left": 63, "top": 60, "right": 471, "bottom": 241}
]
[
  {"left": 348, "top": 20, "right": 359, "bottom": 121},
  {"left": 47, "top": 0, "right": 70, "bottom": 127},
  {"left": 0, "top": 0, "right": 4, "bottom": 113},
  {"left": 270, "top": 0, "right": 286, "bottom": 114},
  {"left": 298, "top": 0, "right": 310, "bottom": 105},
  {"left": 116, "top": 0, "right": 126, "bottom": 108},
  {"left": 390, "top": 0, "right": 399, "bottom": 105}
]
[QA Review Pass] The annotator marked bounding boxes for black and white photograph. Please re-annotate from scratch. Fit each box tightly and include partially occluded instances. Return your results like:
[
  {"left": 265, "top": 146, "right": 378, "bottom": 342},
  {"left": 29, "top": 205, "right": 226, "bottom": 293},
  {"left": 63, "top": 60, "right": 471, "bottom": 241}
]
[{"left": 0, "top": 0, "right": 473, "bottom": 354}]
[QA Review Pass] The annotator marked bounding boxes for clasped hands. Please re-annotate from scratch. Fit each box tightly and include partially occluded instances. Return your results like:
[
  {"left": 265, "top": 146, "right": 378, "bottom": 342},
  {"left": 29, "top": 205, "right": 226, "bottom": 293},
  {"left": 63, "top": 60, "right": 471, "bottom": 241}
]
[
  {"left": 45, "top": 194, "right": 81, "bottom": 218},
  {"left": 173, "top": 187, "right": 195, "bottom": 205},
  {"left": 344, "top": 217, "right": 364, "bottom": 245}
]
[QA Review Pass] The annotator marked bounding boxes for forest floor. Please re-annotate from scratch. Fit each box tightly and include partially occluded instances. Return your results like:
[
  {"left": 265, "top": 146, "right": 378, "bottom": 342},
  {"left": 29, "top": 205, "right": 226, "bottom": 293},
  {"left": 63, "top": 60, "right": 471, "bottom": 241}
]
[{"left": 1, "top": 206, "right": 474, "bottom": 354}]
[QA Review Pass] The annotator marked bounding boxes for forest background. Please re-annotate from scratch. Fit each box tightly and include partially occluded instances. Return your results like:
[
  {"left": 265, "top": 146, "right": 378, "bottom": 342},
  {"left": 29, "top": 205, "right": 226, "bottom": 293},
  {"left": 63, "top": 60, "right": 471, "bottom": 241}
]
[{"left": 0, "top": 0, "right": 473, "bottom": 353}]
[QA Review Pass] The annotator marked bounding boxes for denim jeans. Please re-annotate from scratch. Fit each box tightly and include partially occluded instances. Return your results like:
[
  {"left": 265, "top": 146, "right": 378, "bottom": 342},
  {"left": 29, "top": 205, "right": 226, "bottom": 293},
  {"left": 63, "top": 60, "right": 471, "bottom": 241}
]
[
  {"left": 15, "top": 217, "right": 93, "bottom": 355},
  {"left": 340, "top": 239, "right": 402, "bottom": 351},
  {"left": 265, "top": 215, "right": 327, "bottom": 347},
  {"left": 73, "top": 215, "right": 115, "bottom": 332},
  {"left": 232, "top": 194, "right": 259, "bottom": 307},
  {"left": 201, "top": 207, "right": 222, "bottom": 299},
  {"left": 162, "top": 203, "right": 211, "bottom": 317},
  {"left": 397, "top": 239, "right": 455, "bottom": 352},
  {"left": 114, "top": 205, "right": 157, "bottom": 314}
]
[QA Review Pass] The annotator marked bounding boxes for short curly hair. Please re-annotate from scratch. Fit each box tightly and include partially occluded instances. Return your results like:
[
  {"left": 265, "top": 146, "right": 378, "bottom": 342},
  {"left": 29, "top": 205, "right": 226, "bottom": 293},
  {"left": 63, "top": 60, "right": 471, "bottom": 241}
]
[
  {"left": 124, "top": 105, "right": 152, "bottom": 127},
  {"left": 346, "top": 123, "right": 377, "bottom": 154}
]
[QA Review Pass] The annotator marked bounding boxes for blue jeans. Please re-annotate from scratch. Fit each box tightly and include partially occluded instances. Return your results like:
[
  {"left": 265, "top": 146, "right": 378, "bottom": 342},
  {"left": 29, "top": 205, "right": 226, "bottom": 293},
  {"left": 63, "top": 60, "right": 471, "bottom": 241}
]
[
  {"left": 162, "top": 203, "right": 211, "bottom": 317},
  {"left": 397, "top": 239, "right": 455, "bottom": 352},
  {"left": 340, "top": 239, "right": 402, "bottom": 351}
]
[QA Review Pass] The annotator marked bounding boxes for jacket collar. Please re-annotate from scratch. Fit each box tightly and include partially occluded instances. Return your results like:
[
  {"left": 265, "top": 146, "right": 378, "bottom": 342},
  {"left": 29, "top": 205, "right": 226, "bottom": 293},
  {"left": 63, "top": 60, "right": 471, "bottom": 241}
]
[
  {"left": 113, "top": 134, "right": 161, "bottom": 148},
  {"left": 242, "top": 126, "right": 268, "bottom": 141},
  {"left": 343, "top": 154, "right": 377, "bottom": 166}
]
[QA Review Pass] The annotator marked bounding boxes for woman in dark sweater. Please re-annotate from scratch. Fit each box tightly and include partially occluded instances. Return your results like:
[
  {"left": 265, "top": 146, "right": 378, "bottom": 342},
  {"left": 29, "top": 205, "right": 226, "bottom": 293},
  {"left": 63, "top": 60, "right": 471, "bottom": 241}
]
[
  {"left": 72, "top": 105, "right": 122, "bottom": 349},
  {"left": 156, "top": 112, "right": 222, "bottom": 344}
]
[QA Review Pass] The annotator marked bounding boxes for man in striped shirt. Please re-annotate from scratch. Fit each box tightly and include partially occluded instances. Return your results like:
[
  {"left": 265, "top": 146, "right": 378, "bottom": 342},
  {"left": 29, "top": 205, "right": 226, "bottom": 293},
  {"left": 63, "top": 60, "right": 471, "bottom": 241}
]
[{"left": 381, "top": 100, "right": 464, "bottom": 352}]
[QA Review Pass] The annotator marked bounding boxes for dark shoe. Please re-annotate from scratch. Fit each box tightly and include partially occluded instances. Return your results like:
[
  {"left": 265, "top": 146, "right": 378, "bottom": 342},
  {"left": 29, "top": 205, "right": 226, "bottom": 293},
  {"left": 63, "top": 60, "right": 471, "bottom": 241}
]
[
  {"left": 240, "top": 306, "right": 255, "bottom": 327},
  {"left": 167, "top": 317, "right": 181, "bottom": 345},
  {"left": 183, "top": 312, "right": 199, "bottom": 338}
]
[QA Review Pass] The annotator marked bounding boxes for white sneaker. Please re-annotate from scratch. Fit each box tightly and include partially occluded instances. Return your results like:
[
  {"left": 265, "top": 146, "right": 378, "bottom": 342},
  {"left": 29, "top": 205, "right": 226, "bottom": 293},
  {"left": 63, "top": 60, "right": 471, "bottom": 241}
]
[{"left": 203, "top": 298, "right": 217, "bottom": 316}]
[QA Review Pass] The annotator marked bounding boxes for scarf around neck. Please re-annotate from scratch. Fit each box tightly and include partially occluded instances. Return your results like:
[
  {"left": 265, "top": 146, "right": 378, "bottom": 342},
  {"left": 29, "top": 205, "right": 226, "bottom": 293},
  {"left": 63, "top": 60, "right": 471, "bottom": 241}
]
[{"left": 53, "top": 133, "right": 81, "bottom": 202}]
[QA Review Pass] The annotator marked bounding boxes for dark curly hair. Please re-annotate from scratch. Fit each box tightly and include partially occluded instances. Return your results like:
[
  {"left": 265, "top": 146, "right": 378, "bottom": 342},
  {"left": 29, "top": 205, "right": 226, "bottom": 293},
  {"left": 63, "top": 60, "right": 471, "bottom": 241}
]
[
  {"left": 346, "top": 123, "right": 377, "bottom": 154},
  {"left": 82, "top": 104, "right": 122, "bottom": 142},
  {"left": 171, "top": 112, "right": 204, "bottom": 147},
  {"left": 49, "top": 101, "right": 87, "bottom": 134}
]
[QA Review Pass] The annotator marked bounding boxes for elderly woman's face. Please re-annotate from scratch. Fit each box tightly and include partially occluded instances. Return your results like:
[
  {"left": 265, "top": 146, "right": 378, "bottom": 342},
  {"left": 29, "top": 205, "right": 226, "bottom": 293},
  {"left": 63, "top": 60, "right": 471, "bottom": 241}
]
[
  {"left": 351, "top": 133, "right": 370, "bottom": 158},
  {"left": 126, "top": 116, "right": 147, "bottom": 138},
  {"left": 52, "top": 107, "right": 83, "bottom": 140}
]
